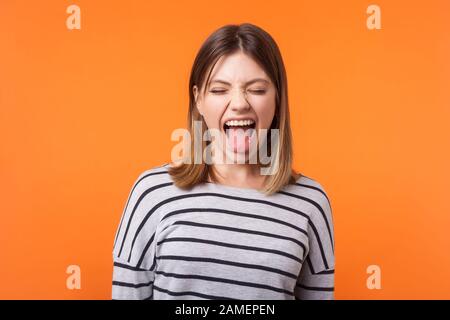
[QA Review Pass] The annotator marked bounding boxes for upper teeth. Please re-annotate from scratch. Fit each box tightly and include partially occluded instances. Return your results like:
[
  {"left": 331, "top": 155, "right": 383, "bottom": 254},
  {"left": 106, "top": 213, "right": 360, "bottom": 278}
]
[{"left": 225, "top": 119, "right": 255, "bottom": 126}]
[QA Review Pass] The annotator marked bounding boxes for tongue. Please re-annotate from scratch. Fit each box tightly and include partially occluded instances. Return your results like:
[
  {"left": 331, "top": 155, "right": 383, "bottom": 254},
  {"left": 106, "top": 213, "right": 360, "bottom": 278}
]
[{"left": 226, "top": 126, "right": 255, "bottom": 153}]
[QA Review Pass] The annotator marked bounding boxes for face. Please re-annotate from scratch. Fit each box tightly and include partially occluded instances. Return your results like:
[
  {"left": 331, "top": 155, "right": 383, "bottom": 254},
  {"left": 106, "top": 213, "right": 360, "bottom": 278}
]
[{"left": 193, "top": 51, "right": 276, "bottom": 162}]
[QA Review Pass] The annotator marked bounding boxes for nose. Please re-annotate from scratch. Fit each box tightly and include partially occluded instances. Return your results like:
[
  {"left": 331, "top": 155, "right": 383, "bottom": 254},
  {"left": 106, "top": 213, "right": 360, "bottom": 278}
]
[{"left": 228, "top": 87, "right": 250, "bottom": 112}]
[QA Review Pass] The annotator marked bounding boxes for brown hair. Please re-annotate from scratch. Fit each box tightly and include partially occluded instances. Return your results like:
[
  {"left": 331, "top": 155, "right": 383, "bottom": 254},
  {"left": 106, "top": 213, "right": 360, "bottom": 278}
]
[{"left": 168, "top": 23, "right": 300, "bottom": 195}]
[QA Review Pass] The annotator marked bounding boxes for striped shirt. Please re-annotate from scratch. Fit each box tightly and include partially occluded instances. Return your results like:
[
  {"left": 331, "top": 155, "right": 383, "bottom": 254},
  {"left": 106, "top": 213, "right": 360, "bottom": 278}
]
[{"left": 112, "top": 163, "right": 335, "bottom": 300}]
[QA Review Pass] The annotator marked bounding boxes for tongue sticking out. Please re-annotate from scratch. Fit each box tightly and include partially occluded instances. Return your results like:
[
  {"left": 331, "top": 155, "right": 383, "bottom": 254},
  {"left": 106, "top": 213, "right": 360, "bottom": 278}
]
[{"left": 225, "top": 126, "right": 255, "bottom": 153}]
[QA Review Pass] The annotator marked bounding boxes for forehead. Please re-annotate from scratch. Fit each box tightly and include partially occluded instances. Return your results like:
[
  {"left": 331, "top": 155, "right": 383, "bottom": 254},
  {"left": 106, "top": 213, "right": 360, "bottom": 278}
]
[{"left": 208, "top": 52, "right": 270, "bottom": 85}]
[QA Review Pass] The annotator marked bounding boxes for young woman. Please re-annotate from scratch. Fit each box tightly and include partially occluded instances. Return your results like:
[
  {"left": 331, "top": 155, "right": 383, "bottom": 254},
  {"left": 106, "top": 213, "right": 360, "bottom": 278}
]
[{"left": 112, "top": 23, "right": 335, "bottom": 300}]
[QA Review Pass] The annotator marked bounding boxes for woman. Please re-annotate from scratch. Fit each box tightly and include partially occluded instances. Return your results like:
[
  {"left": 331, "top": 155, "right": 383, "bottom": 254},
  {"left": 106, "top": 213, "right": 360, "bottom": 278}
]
[{"left": 112, "top": 23, "right": 335, "bottom": 300}]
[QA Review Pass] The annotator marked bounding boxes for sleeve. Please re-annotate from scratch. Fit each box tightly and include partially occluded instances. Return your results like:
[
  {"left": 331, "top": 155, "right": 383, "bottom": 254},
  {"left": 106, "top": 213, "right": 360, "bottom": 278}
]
[
  {"left": 294, "top": 186, "right": 335, "bottom": 300},
  {"left": 112, "top": 256, "right": 155, "bottom": 300},
  {"left": 111, "top": 171, "right": 157, "bottom": 300}
]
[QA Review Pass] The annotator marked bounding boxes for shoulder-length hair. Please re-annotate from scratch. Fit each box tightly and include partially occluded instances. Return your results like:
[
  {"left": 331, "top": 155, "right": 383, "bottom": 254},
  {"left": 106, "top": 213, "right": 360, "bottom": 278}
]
[{"left": 168, "top": 23, "right": 300, "bottom": 195}]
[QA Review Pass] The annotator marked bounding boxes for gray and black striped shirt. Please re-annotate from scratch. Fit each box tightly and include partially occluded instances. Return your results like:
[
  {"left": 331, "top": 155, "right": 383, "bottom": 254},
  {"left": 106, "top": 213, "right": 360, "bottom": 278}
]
[{"left": 112, "top": 163, "right": 335, "bottom": 300}]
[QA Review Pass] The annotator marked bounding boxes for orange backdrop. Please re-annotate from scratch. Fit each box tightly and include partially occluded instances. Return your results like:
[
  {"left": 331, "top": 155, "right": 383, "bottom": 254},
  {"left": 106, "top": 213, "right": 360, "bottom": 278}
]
[{"left": 1, "top": 0, "right": 449, "bottom": 299}]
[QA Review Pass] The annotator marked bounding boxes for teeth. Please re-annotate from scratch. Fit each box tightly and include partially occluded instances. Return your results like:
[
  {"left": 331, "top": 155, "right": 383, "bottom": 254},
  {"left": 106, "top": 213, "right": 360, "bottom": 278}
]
[{"left": 225, "top": 119, "right": 255, "bottom": 127}]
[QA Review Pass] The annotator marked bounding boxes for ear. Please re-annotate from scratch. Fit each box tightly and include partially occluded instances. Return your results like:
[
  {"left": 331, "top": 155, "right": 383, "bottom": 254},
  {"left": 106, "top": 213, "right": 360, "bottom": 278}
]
[{"left": 193, "top": 85, "right": 203, "bottom": 116}]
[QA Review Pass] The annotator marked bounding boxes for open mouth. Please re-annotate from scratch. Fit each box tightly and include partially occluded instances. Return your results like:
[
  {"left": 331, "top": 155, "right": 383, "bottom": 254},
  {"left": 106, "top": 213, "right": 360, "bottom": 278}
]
[
  {"left": 223, "top": 121, "right": 256, "bottom": 134},
  {"left": 222, "top": 120, "right": 257, "bottom": 153}
]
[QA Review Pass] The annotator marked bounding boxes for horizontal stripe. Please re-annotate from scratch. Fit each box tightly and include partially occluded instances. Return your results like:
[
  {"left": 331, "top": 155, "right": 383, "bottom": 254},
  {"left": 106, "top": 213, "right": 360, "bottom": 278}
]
[
  {"left": 317, "top": 269, "right": 335, "bottom": 275},
  {"left": 155, "top": 270, "right": 294, "bottom": 296},
  {"left": 162, "top": 207, "right": 307, "bottom": 235},
  {"left": 166, "top": 220, "right": 307, "bottom": 251},
  {"left": 112, "top": 280, "right": 153, "bottom": 288},
  {"left": 157, "top": 237, "right": 303, "bottom": 264},
  {"left": 296, "top": 283, "right": 334, "bottom": 292},
  {"left": 156, "top": 255, "right": 298, "bottom": 279},
  {"left": 153, "top": 285, "right": 236, "bottom": 300},
  {"left": 113, "top": 261, "right": 150, "bottom": 272}
]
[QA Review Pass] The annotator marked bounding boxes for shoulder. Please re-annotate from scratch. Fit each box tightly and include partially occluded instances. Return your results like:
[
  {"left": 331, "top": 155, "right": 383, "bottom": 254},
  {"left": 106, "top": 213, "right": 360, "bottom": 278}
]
[
  {"left": 126, "top": 162, "right": 173, "bottom": 197},
  {"left": 133, "top": 162, "right": 172, "bottom": 184},
  {"left": 113, "top": 163, "right": 173, "bottom": 259},
  {"left": 283, "top": 173, "right": 334, "bottom": 222},
  {"left": 294, "top": 174, "right": 331, "bottom": 204}
]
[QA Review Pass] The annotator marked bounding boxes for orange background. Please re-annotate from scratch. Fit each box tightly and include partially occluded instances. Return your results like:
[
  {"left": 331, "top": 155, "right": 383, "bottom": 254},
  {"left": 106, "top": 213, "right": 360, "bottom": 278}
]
[{"left": 1, "top": 0, "right": 449, "bottom": 299}]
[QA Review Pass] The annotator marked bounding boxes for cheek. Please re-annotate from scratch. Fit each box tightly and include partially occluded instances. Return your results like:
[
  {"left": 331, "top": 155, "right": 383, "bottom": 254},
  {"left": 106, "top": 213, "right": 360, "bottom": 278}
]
[
  {"left": 201, "top": 98, "right": 226, "bottom": 129},
  {"left": 252, "top": 98, "right": 276, "bottom": 128}
]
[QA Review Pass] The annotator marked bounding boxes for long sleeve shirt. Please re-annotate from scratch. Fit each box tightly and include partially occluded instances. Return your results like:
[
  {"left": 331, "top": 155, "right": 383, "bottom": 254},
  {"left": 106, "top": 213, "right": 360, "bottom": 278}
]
[{"left": 112, "top": 163, "right": 335, "bottom": 300}]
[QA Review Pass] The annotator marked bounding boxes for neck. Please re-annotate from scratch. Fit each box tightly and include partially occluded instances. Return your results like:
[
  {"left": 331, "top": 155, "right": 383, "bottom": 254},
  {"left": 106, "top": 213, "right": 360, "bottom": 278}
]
[{"left": 208, "top": 163, "right": 266, "bottom": 189}]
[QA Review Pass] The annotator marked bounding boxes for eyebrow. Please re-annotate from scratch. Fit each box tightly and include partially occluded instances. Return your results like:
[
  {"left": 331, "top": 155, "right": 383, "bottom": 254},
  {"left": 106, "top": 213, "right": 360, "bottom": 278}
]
[{"left": 208, "top": 78, "right": 270, "bottom": 86}]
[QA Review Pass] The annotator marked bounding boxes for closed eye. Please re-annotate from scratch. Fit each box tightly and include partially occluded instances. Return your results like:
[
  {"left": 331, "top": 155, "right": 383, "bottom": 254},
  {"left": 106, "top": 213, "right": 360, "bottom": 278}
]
[
  {"left": 249, "top": 89, "right": 266, "bottom": 94},
  {"left": 209, "top": 89, "right": 267, "bottom": 95},
  {"left": 210, "top": 90, "right": 227, "bottom": 94}
]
